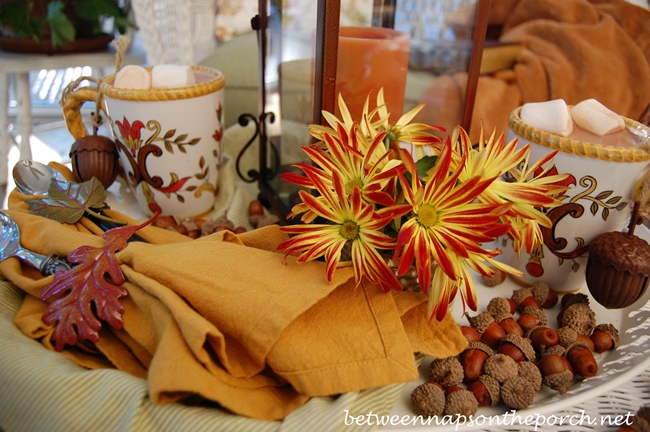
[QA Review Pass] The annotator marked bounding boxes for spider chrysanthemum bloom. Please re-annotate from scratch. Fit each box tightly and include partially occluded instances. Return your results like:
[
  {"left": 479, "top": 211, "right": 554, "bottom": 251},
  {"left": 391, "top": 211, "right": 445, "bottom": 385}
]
[
  {"left": 394, "top": 142, "right": 512, "bottom": 320},
  {"left": 281, "top": 123, "right": 405, "bottom": 222},
  {"left": 452, "top": 126, "right": 568, "bottom": 255},
  {"left": 277, "top": 170, "right": 411, "bottom": 292},
  {"left": 310, "top": 90, "right": 444, "bottom": 166}
]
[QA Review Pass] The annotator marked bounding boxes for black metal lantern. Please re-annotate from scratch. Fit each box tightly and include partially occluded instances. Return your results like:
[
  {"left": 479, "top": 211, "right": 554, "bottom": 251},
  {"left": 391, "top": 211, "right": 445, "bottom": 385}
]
[{"left": 236, "top": 0, "right": 491, "bottom": 220}]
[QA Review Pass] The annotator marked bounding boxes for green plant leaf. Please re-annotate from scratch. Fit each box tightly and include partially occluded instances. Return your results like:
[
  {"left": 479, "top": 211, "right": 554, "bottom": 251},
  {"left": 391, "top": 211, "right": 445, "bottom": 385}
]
[
  {"left": 47, "top": 1, "right": 75, "bottom": 46},
  {"left": 415, "top": 155, "right": 438, "bottom": 179},
  {"left": 25, "top": 177, "right": 108, "bottom": 224},
  {"left": 0, "top": 1, "right": 42, "bottom": 40}
]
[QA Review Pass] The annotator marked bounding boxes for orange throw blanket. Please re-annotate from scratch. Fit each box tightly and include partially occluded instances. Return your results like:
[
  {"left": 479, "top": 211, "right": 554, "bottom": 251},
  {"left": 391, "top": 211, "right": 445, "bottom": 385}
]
[{"left": 417, "top": 0, "right": 650, "bottom": 142}]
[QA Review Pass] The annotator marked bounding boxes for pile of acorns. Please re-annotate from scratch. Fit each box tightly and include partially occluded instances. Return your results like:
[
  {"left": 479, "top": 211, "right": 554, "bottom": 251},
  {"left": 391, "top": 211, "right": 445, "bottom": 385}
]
[
  {"left": 152, "top": 199, "right": 280, "bottom": 238},
  {"left": 411, "top": 282, "right": 619, "bottom": 418}
]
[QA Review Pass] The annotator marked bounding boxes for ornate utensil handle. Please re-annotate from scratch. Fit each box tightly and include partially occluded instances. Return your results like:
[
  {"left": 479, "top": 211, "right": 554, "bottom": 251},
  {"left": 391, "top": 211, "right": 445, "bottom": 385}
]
[{"left": 40, "top": 255, "right": 73, "bottom": 276}]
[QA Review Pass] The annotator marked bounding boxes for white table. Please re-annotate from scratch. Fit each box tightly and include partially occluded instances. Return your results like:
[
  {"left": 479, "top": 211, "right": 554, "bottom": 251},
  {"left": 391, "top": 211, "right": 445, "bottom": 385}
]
[{"left": 0, "top": 48, "right": 145, "bottom": 185}]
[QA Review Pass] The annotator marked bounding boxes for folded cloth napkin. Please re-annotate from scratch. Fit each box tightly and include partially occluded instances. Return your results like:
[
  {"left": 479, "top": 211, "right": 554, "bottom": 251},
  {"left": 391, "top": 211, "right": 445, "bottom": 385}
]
[
  {"left": 0, "top": 278, "right": 418, "bottom": 432},
  {"left": 1, "top": 166, "right": 466, "bottom": 421},
  {"left": 417, "top": 0, "right": 650, "bottom": 142}
]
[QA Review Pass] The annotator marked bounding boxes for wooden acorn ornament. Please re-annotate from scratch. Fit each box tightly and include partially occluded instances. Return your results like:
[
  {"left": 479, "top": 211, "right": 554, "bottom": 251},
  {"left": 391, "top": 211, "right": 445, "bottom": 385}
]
[
  {"left": 585, "top": 202, "right": 650, "bottom": 309},
  {"left": 70, "top": 131, "right": 119, "bottom": 190}
]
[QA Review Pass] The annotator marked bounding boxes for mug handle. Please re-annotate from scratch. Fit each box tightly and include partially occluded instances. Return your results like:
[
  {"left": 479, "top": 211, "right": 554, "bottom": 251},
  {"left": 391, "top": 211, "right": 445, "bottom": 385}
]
[{"left": 62, "top": 87, "right": 101, "bottom": 140}]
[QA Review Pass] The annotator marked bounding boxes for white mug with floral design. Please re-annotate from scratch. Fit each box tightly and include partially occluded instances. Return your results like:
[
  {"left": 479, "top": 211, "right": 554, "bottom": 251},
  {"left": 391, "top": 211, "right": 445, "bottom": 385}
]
[
  {"left": 63, "top": 65, "right": 225, "bottom": 218},
  {"left": 499, "top": 106, "right": 650, "bottom": 292}
]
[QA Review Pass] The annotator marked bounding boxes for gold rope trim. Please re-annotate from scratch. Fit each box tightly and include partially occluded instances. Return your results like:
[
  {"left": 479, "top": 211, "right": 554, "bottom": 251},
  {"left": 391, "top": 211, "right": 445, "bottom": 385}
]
[{"left": 59, "top": 35, "right": 132, "bottom": 132}]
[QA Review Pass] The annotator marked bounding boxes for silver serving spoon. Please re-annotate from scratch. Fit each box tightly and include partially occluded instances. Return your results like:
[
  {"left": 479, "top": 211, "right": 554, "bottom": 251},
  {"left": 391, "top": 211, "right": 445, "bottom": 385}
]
[
  {"left": 13, "top": 159, "right": 68, "bottom": 196},
  {"left": 12, "top": 159, "right": 146, "bottom": 243},
  {"left": 0, "top": 211, "right": 72, "bottom": 275}
]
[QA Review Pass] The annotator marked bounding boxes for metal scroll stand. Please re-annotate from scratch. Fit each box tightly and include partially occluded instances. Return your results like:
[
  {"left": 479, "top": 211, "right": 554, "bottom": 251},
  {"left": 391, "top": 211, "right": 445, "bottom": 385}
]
[
  {"left": 234, "top": 2, "right": 289, "bottom": 220},
  {"left": 234, "top": 0, "right": 492, "bottom": 221}
]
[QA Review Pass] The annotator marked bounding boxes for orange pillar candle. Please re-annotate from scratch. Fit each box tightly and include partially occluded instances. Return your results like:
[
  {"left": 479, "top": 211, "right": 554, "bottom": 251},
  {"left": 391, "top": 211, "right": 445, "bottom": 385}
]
[{"left": 335, "top": 26, "right": 411, "bottom": 122}]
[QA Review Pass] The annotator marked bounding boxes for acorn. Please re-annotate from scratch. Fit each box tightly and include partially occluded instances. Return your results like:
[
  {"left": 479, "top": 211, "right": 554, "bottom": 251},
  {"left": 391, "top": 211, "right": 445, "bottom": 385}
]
[
  {"left": 468, "top": 374, "right": 500, "bottom": 407},
  {"left": 69, "top": 133, "right": 119, "bottom": 189},
  {"left": 498, "top": 333, "right": 537, "bottom": 363},
  {"left": 541, "top": 344, "right": 567, "bottom": 357},
  {"left": 494, "top": 312, "right": 524, "bottom": 337},
  {"left": 486, "top": 297, "right": 512, "bottom": 317},
  {"left": 501, "top": 376, "right": 536, "bottom": 410},
  {"left": 560, "top": 302, "right": 597, "bottom": 336},
  {"left": 483, "top": 353, "right": 518, "bottom": 383},
  {"left": 577, "top": 334, "right": 595, "bottom": 352},
  {"left": 540, "top": 353, "right": 574, "bottom": 394},
  {"left": 460, "top": 325, "right": 480, "bottom": 343},
  {"left": 511, "top": 287, "right": 533, "bottom": 307},
  {"left": 429, "top": 357, "right": 464, "bottom": 388},
  {"left": 517, "top": 305, "right": 548, "bottom": 333},
  {"left": 465, "top": 312, "right": 505, "bottom": 349},
  {"left": 411, "top": 382, "right": 445, "bottom": 417},
  {"left": 586, "top": 229, "right": 650, "bottom": 309},
  {"left": 518, "top": 361, "right": 543, "bottom": 392},
  {"left": 443, "top": 389, "right": 479, "bottom": 417},
  {"left": 557, "top": 326, "right": 579, "bottom": 348},
  {"left": 561, "top": 292, "right": 590, "bottom": 309},
  {"left": 459, "top": 342, "right": 493, "bottom": 384},
  {"left": 590, "top": 323, "right": 619, "bottom": 353},
  {"left": 531, "top": 282, "right": 559, "bottom": 308},
  {"left": 528, "top": 326, "right": 559, "bottom": 351},
  {"left": 518, "top": 295, "right": 542, "bottom": 312},
  {"left": 566, "top": 343, "right": 598, "bottom": 378}
]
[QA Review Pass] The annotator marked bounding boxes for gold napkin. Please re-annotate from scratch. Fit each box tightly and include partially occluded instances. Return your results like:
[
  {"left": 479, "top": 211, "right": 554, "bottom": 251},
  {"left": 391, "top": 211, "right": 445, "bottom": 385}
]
[{"left": 2, "top": 166, "right": 466, "bottom": 421}]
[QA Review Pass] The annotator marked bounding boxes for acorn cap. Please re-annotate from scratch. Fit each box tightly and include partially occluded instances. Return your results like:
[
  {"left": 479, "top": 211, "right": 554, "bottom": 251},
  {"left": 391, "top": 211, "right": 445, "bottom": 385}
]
[
  {"left": 561, "top": 303, "right": 596, "bottom": 335},
  {"left": 501, "top": 376, "right": 536, "bottom": 409},
  {"left": 521, "top": 305, "right": 548, "bottom": 326},
  {"left": 411, "top": 382, "right": 445, "bottom": 417},
  {"left": 443, "top": 389, "right": 479, "bottom": 417},
  {"left": 589, "top": 231, "right": 650, "bottom": 276},
  {"left": 593, "top": 323, "right": 620, "bottom": 349},
  {"left": 484, "top": 353, "right": 518, "bottom": 383},
  {"left": 492, "top": 310, "right": 513, "bottom": 324},
  {"left": 487, "top": 297, "right": 512, "bottom": 317},
  {"left": 518, "top": 361, "right": 542, "bottom": 392},
  {"left": 512, "top": 287, "right": 533, "bottom": 305},
  {"left": 563, "top": 292, "right": 590, "bottom": 308},
  {"left": 501, "top": 333, "right": 537, "bottom": 361},
  {"left": 531, "top": 282, "right": 551, "bottom": 305},
  {"left": 464, "top": 341, "right": 494, "bottom": 357},
  {"left": 429, "top": 357, "right": 464, "bottom": 388},
  {"left": 557, "top": 326, "right": 579, "bottom": 348},
  {"left": 541, "top": 344, "right": 566, "bottom": 357},
  {"left": 477, "top": 374, "right": 501, "bottom": 406},
  {"left": 542, "top": 369, "right": 573, "bottom": 394},
  {"left": 465, "top": 312, "right": 494, "bottom": 335}
]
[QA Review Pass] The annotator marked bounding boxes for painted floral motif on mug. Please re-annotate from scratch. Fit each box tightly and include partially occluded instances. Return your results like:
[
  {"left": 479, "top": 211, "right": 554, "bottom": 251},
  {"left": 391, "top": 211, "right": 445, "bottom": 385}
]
[
  {"left": 508, "top": 164, "right": 628, "bottom": 279},
  {"left": 113, "top": 106, "right": 224, "bottom": 214}
]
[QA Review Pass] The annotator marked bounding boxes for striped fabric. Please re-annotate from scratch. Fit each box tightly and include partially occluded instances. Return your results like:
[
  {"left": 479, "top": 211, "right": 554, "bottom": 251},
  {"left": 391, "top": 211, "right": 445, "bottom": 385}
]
[{"left": 0, "top": 279, "right": 407, "bottom": 432}]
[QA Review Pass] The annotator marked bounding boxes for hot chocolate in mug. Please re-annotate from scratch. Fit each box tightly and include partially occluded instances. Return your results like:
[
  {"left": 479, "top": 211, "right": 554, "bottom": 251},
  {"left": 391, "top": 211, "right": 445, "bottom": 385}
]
[
  {"left": 499, "top": 106, "right": 650, "bottom": 292},
  {"left": 62, "top": 65, "right": 225, "bottom": 218}
]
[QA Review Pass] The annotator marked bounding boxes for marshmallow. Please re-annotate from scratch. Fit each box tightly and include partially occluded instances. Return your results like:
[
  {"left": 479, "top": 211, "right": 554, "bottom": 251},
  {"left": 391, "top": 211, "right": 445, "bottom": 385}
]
[
  {"left": 151, "top": 65, "right": 196, "bottom": 89},
  {"left": 113, "top": 64, "right": 152, "bottom": 90},
  {"left": 520, "top": 99, "right": 573, "bottom": 137},
  {"left": 570, "top": 98, "right": 625, "bottom": 136}
]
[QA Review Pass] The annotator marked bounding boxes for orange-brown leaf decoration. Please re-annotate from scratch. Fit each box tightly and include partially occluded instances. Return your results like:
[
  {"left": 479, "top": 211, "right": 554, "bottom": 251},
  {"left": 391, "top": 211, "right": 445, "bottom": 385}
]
[{"left": 41, "top": 213, "right": 158, "bottom": 351}]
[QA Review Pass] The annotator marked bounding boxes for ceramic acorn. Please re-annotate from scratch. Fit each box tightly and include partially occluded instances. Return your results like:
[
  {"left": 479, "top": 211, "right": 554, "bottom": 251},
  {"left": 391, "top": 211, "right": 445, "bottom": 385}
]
[
  {"left": 69, "top": 131, "right": 119, "bottom": 190},
  {"left": 585, "top": 203, "right": 650, "bottom": 309}
]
